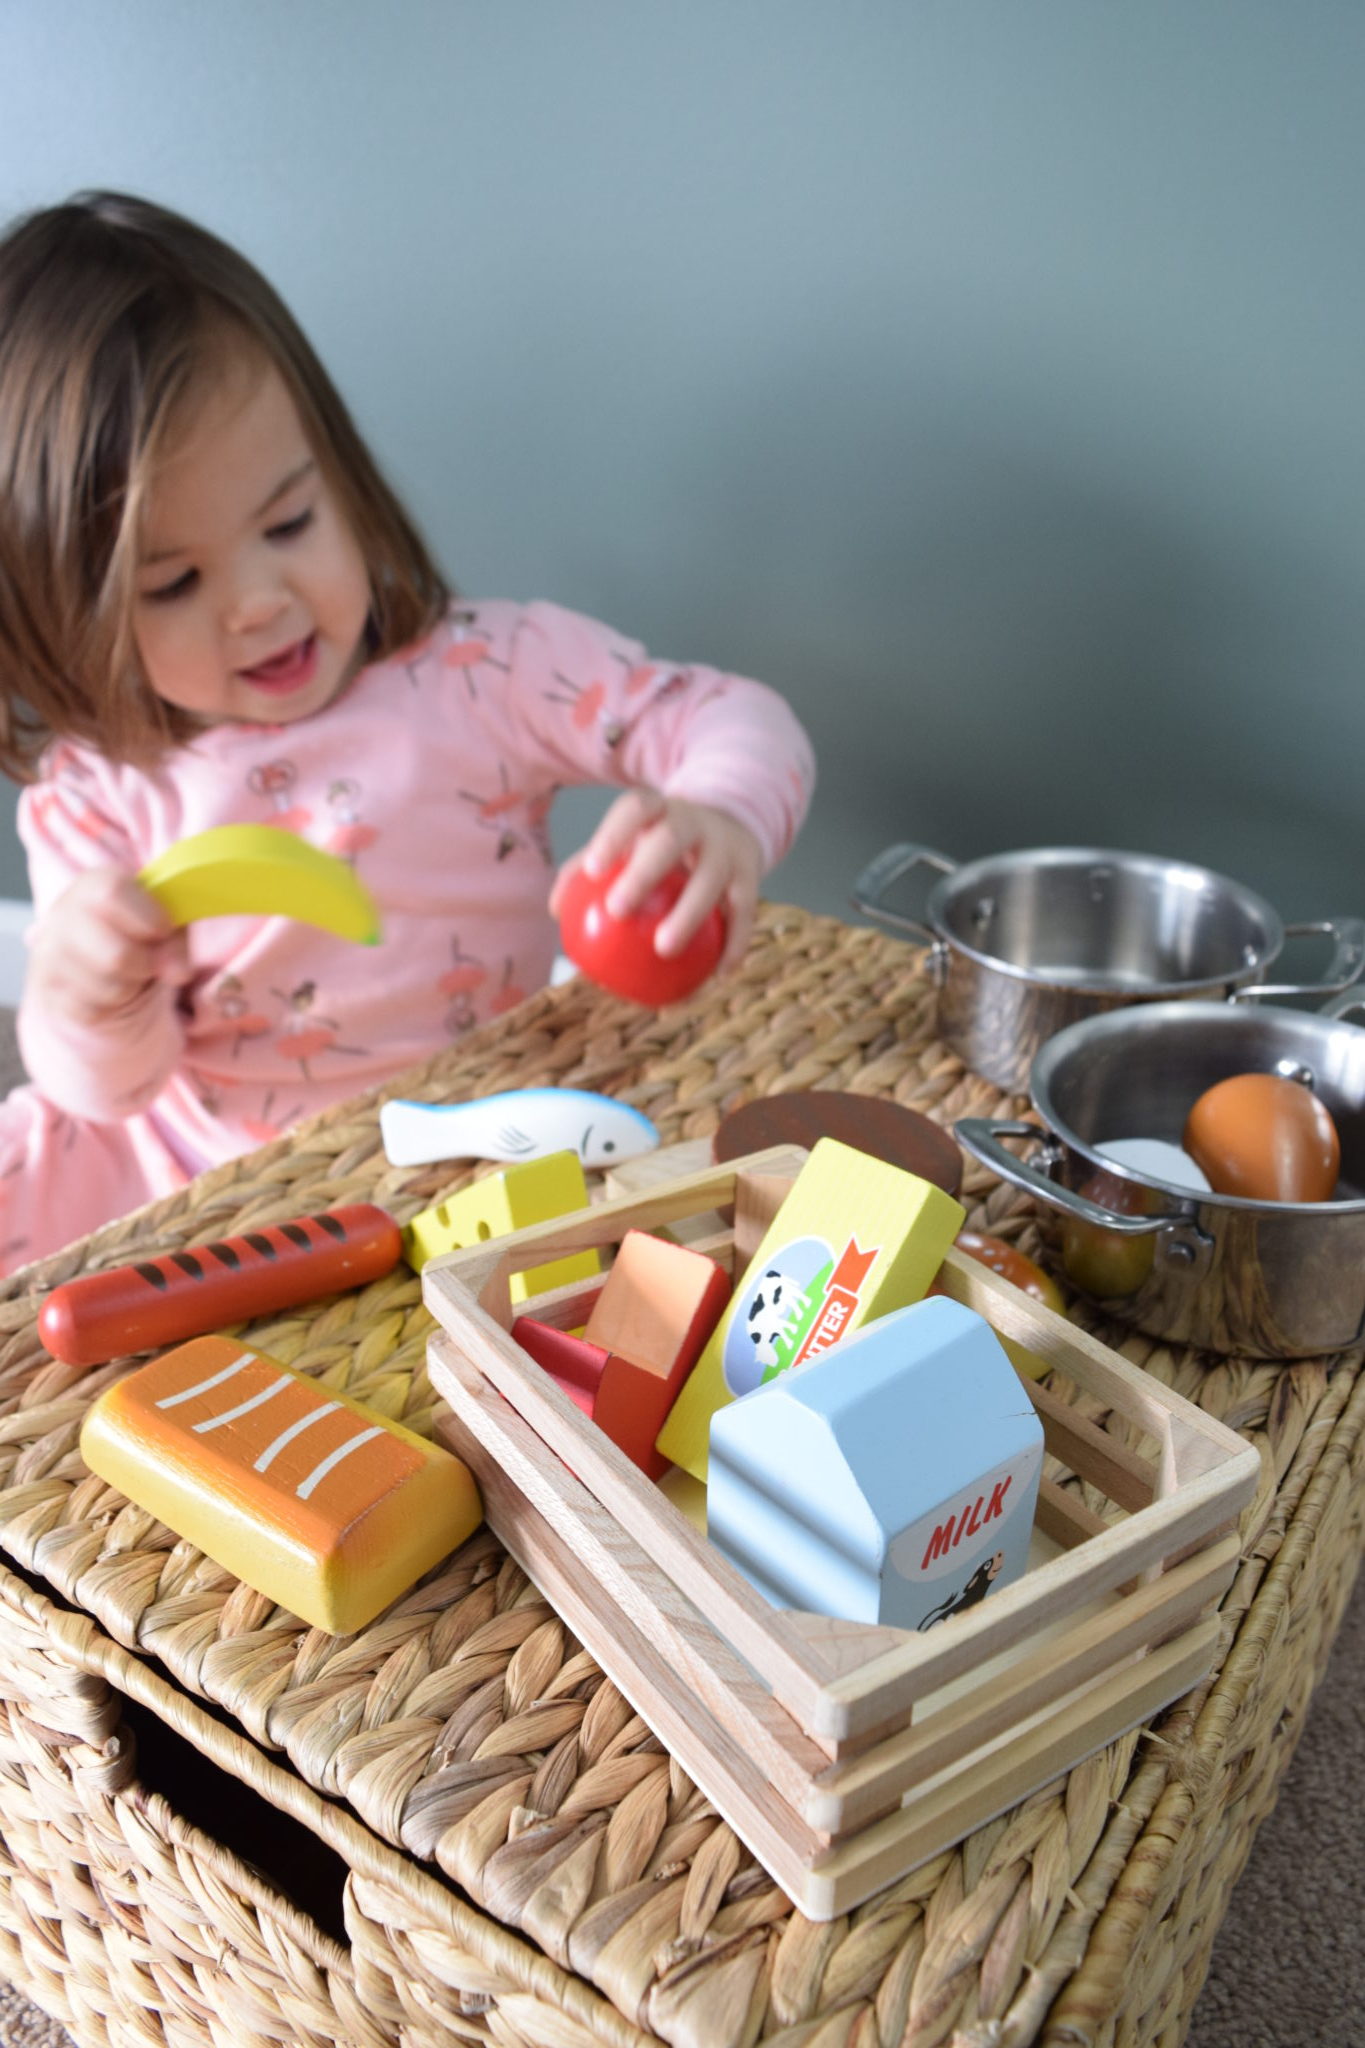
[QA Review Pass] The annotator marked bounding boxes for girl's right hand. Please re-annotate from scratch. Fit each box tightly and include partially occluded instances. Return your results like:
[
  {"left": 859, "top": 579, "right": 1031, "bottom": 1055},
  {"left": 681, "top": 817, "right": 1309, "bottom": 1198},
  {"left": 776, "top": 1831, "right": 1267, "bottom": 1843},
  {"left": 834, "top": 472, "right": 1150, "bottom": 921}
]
[{"left": 26, "top": 871, "right": 190, "bottom": 1029}]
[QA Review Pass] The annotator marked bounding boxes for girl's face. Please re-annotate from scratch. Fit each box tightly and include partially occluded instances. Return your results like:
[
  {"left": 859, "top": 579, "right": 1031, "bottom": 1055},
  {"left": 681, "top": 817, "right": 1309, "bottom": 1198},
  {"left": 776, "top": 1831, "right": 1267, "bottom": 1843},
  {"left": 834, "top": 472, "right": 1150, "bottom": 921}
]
[{"left": 134, "top": 354, "right": 371, "bottom": 728}]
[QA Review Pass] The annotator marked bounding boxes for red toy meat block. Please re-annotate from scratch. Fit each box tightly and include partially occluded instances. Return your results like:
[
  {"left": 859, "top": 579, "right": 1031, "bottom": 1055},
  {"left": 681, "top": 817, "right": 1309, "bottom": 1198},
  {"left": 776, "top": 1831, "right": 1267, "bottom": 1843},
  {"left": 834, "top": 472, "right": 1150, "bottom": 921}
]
[
  {"left": 510, "top": 1318, "right": 607, "bottom": 1417},
  {"left": 583, "top": 1230, "right": 733, "bottom": 1479}
]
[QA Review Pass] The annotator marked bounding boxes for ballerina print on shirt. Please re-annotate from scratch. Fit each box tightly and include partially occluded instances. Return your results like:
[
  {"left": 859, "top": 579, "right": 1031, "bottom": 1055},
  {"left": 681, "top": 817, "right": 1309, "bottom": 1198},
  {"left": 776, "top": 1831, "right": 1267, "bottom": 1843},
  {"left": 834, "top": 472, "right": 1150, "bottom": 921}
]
[
  {"left": 458, "top": 762, "right": 555, "bottom": 866},
  {"left": 401, "top": 608, "right": 511, "bottom": 700},
  {"left": 248, "top": 760, "right": 312, "bottom": 834},
  {"left": 270, "top": 980, "right": 369, "bottom": 1084},
  {"left": 324, "top": 779, "right": 380, "bottom": 861},
  {"left": 207, "top": 974, "right": 273, "bottom": 1059},
  {"left": 437, "top": 935, "right": 490, "bottom": 1039},
  {"left": 543, "top": 655, "right": 695, "bottom": 754}
]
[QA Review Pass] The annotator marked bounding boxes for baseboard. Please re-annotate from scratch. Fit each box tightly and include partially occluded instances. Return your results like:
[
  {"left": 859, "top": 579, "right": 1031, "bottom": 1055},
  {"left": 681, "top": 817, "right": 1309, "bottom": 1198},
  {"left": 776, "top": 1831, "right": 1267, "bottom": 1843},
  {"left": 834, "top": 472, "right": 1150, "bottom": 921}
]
[{"left": 0, "top": 901, "right": 31, "bottom": 1010}]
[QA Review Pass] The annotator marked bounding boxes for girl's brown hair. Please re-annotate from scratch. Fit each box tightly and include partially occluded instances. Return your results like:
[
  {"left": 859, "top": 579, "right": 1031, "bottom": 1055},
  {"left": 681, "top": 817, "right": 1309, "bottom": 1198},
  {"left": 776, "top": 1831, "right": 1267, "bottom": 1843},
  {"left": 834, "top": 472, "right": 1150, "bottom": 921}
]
[{"left": 0, "top": 191, "right": 450, "bottom": 777}]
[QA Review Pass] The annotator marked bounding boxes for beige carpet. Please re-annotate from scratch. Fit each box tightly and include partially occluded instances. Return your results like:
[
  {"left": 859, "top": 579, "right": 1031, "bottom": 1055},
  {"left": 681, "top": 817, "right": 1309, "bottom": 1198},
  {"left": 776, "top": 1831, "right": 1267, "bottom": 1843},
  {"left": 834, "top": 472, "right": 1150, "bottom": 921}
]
[{"left": 0, "top": 1011, "right": 1359, "bottom": 2048}]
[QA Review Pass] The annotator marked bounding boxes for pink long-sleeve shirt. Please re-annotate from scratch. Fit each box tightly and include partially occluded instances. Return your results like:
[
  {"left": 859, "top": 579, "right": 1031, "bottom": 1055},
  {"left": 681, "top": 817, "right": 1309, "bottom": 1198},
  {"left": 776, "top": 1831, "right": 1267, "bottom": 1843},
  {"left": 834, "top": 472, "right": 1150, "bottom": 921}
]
[{"left": 16, "top": 600, "right": 814, "bottom": 1173}]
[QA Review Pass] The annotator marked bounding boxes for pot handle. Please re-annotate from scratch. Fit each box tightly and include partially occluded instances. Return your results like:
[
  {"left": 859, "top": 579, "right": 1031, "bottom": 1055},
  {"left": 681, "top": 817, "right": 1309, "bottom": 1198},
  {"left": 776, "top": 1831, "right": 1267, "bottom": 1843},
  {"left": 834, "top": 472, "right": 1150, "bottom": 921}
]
[
  {"left": 1231, "top": 916, "right": 1365, "bottom": 1002},
  {"left": 850, "top": 843, "right": 957, "bottom": 942},
  {"left": 1321, "top": 986, "right": 1365, "bottom": 1022},
  {"left": 954, "top": 1118, "right": 1186, "bottom": 1235}
]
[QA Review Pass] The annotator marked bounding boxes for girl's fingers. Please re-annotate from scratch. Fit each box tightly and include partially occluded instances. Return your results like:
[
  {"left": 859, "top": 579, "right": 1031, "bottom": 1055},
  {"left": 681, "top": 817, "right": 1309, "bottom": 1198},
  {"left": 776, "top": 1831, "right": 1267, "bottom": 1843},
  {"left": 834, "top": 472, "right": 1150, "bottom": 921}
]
[
  {"left": 604, "top": 815, "right": 692, "bottom": 918},
  {"left": 652, "top": 844, "right": 730, "bottom": 954},
  {"left": 716, "top": 889, "right": 757, "bottom": 972},
  {"left": 582, "top": 789, "right": 667, "bottom": 882}
]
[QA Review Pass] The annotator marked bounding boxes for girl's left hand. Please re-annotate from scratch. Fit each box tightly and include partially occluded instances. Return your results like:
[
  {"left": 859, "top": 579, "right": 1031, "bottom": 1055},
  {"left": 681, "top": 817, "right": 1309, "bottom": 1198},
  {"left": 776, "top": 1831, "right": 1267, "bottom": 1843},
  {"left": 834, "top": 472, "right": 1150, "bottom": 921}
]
[{"left": 549, "top": 791, "right": 763, "bottom": 975}]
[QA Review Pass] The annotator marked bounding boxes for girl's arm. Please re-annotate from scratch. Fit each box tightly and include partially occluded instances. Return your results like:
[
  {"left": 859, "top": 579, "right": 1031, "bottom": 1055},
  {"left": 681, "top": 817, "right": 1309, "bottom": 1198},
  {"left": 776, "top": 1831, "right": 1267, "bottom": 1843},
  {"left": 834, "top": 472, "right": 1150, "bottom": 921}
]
[{"left": 475, "top": 600, "right": 816, "bottom": 963}]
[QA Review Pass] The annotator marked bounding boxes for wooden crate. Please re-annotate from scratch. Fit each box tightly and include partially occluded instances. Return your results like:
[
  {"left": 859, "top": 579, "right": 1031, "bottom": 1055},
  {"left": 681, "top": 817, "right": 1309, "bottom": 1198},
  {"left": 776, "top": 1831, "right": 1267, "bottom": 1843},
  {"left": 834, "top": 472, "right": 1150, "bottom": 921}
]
[{"left": 422, "top": 1145, "right": 1259, "bottom": 1921}]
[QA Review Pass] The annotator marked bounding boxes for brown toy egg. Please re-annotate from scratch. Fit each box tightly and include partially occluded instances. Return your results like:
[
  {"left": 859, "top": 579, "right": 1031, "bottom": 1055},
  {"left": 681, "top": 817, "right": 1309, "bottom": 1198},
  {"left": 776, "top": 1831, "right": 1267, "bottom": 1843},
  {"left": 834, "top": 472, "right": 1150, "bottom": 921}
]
[{"left": 1182, "top": 1072, "right": 1340, "bottom": 1203}]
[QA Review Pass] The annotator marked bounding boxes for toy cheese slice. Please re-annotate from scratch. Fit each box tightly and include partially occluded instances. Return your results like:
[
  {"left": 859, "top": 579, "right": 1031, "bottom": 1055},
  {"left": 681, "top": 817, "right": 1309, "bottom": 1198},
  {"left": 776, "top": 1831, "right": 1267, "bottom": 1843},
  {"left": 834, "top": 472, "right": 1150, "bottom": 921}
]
[
  {"left": 656, "top": 1136, "right": 965, "bottom": 1481},
  {"left": 79, "top": 1335, "right": 483, "bottom": 1635}
]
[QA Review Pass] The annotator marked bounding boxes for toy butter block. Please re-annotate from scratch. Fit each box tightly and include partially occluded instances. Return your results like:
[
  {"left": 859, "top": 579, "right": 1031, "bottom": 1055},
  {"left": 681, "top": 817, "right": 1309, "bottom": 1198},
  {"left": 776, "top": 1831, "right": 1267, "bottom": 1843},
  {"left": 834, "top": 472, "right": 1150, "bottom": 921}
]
[
  {"left": 656, "top": 1137, "right": 965, "bottom": 1481},
  {"left": 511, "top": 1317, "right": 607, "bottom": 1416},
  {"left": 402, "top": 1150, "right": 601, "bottom": 1302},
  {"left": 707, "top": 1295, "right": 1044, "bottom": 1632},
  {"left": 515, "top": 1230, "right": 731, "bottom": 1479},
  {"left": 79, "top": 1335, "right": 483, "bottom": 1636}
]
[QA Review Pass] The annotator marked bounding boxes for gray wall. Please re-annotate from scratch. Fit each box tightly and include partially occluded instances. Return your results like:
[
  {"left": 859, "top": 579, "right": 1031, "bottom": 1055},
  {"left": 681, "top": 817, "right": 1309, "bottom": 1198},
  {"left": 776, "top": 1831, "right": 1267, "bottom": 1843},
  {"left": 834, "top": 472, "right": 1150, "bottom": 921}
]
[{"left": 2, "top": 2, "right": 1362, "bottom": 942}]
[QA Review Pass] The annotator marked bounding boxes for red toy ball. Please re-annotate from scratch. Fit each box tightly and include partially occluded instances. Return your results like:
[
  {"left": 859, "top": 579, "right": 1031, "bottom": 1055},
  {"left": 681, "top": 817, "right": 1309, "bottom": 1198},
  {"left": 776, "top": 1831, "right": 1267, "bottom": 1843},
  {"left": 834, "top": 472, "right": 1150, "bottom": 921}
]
[{"left": 558, "top": 859, "right": 726, "bottom": 1006}]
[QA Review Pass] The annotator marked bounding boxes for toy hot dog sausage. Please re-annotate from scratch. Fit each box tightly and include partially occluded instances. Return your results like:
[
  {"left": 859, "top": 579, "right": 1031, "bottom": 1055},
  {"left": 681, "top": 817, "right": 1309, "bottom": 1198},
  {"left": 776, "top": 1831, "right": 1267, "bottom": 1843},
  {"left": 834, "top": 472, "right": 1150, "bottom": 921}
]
[{"left": 38, "top": 1203, "right": 403, "bottom": 1368}]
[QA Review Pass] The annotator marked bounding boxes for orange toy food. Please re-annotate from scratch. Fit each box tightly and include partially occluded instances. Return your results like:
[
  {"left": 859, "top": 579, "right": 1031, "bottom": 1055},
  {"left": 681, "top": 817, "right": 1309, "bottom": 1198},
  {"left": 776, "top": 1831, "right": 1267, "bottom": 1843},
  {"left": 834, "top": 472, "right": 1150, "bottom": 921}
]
[
  {"left": 1183, "top": 1073, "right": 1341, "bottom": 1203},
  {"left": 510, "top": 1229, "right": 732, "bottom": 1480},
  {"left": 951, "top": 1231, "right": 1065, "bottom": 1314},
  {"left": 79, "top": 1335, "right": 483, "bottom": 1634},
  {"left": 40, "top": 1204, "right": 403, "bottom": 1367}
]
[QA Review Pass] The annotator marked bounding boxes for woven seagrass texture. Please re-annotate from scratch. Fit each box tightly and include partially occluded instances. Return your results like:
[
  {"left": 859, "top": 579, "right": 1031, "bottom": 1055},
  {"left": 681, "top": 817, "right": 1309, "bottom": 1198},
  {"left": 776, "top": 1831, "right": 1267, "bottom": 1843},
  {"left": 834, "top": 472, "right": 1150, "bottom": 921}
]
[{"left": 0, "top": 903, "right": 1359, "bottom": 2048}]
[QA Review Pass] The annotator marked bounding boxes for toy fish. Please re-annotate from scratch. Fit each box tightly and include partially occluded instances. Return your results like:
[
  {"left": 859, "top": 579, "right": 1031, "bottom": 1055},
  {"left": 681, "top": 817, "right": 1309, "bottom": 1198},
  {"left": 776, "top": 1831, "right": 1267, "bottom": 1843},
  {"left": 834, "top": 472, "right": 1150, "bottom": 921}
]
[{"left": 379, "top": 1087, "right": 659, "bottom": 1170}]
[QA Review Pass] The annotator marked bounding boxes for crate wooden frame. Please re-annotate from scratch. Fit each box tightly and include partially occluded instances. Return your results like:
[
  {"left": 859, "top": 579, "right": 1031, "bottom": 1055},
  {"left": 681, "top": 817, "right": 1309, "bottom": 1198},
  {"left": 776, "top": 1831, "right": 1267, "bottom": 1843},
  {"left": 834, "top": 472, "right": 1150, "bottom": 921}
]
[{"left": 423, "top": 1145, "right": 1261, "bottom": 1920}]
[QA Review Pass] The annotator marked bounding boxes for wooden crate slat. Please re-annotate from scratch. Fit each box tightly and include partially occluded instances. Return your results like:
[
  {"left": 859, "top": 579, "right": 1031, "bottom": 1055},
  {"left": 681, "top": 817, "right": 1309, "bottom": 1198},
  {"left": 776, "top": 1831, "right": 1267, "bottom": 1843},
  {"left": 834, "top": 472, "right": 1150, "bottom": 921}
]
[
  {"left": 434, "top": 1336, "right": 1226, "bottom": 1920},
  {"left": 803, "top": 1532, "right": 1239, "bottom": 1832}
]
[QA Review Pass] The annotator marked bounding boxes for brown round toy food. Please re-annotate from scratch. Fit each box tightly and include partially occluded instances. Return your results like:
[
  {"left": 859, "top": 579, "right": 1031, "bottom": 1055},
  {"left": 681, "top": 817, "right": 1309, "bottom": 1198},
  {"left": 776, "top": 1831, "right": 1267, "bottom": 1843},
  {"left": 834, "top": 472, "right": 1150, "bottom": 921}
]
[
  {"left": 711, "top": 1091, "right": 962, "bottom": 1198},
  {"left": 1183, "top": 1072, "right": 1340, "bottom": 1203}
]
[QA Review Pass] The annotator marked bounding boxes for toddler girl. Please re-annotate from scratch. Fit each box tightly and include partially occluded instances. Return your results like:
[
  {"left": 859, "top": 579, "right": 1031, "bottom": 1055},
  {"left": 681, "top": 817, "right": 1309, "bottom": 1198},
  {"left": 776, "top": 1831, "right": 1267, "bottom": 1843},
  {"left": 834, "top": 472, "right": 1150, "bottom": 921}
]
[{"left": 0, "top": 192, "right": 814, "bottom": 1274}]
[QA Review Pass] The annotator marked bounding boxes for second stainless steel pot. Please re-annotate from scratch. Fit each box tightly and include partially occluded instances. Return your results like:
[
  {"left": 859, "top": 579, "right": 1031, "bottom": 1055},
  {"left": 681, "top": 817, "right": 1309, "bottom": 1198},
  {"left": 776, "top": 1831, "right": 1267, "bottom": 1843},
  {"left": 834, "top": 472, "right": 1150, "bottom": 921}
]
[
  {"left": 956, "top": 999, "right": 1365, "bottom": 1358},
  {"left": 853, "top": 844, "right": 1365, "bottom": 1092}
]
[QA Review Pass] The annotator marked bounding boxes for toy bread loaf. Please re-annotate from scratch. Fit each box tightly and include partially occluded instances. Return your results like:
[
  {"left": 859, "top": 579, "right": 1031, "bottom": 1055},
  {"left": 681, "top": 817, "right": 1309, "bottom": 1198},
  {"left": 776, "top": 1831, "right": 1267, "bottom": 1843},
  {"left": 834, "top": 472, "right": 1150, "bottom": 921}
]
[{"left": 79, "top": 1335, "right": 482, "bottom": 1635}]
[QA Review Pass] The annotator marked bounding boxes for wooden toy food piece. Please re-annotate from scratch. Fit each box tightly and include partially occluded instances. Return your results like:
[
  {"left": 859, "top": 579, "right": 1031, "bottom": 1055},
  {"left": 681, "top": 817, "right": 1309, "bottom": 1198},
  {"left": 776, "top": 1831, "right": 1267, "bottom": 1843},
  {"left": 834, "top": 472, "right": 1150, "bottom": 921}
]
[
  {"left": 402, "top": 1151, "right": 601, "bottom": 1302},
  {"left": 1095, "top": 1136, "right": 1211, "bottom": 1192},
  {"left": 510, "top": 1320, "right": 609, "bottom": 1417},
  {"left": 950, "top": 1231, "right": 1064, "bottom": 1313},
  {"left": 712, "top": 1090, "right": 963, "bottom": 1198},
  {"left": 139, "top": 824, "right": 381, "bottom": 942},
  {"left": 514, "top": 1229, "right": 732, "bottom": 1478},
  {"left": 79, "top": 1335, "right": 483, "bottom": 1635},
  {"left": 1183, "top": 1072, "right": 1341, "bottom": 1202},
  {"left": 558, "top": 859, "right": 726, "bottom": 1006},
  {"left": 39, "top": 1204, "right": 403, "bottom": 1368},
  {"left": 708, "top": 1295, "right": 1044, "bottom": 1631},
  {"left": 381, "top": 1088, "right": 659, "bottom": 1169},
  {"left": 656, "top": 1137, "right": 966, "bottom": 1482},
  {"left": 1061, "top": 1170, "right": 1157, "bottom": 1298}
]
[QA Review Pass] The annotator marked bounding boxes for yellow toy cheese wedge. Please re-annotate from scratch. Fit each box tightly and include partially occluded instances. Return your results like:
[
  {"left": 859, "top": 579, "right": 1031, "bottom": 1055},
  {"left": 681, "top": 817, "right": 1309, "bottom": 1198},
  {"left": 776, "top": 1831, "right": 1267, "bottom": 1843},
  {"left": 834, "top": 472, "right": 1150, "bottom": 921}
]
[
  {"left": 402, "top": 1150, "right": 602, "bottom": 1303},
  {"left": 139, "top": 825, "right": 381, "bottom": 944},
  {"left": 79, "top": 1335, "right": 482, "bottom": 1635}
]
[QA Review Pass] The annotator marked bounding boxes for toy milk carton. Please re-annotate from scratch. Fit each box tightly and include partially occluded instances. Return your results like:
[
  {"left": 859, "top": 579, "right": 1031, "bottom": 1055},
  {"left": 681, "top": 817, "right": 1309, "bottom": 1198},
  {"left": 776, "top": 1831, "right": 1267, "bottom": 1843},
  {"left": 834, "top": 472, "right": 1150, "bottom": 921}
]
[
  {"left": 706, "top": 1296, "right": 1044, "bottom": 1633},
  {"left": 656, "top": 1137, "right": 964, "bottom": 1481}
]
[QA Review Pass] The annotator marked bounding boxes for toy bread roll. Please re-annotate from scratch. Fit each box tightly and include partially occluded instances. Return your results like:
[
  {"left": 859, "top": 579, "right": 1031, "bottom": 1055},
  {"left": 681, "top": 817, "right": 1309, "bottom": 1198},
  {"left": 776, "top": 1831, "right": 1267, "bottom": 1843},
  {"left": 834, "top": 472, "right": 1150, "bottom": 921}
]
[{"left": 79, "top": 1335, "right": 482, "bottom": 1635}]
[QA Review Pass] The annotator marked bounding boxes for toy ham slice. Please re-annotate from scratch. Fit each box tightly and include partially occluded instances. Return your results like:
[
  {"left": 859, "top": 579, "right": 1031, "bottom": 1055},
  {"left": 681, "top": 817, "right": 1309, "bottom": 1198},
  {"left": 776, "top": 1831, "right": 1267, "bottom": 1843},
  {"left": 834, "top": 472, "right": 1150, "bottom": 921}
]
[{"left": 79, "top": 1335, "right": 483, "bottom": 1635}]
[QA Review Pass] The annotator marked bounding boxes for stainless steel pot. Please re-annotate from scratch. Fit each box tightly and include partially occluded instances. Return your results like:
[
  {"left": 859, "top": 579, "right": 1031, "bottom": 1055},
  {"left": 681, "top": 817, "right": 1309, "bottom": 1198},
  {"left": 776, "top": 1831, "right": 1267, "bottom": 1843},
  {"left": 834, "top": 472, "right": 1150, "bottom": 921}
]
[
  {"left": 853, "top": 844, "right": 1365, "bottom": 1092},
  {"left": 955, "top": 1000, "right": 1365, "bottom": 1358}
]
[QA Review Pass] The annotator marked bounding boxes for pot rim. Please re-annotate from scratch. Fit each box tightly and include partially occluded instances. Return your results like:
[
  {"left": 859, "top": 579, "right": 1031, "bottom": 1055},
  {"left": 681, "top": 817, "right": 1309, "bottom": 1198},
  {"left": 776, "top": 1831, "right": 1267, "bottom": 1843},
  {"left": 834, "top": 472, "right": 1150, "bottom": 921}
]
[
  {"left": 927, "top": 845, "right": 1285, "bottom": 996},
  {"left": 1028, "top": 998, "right": 1365, "bottom": 1215}
]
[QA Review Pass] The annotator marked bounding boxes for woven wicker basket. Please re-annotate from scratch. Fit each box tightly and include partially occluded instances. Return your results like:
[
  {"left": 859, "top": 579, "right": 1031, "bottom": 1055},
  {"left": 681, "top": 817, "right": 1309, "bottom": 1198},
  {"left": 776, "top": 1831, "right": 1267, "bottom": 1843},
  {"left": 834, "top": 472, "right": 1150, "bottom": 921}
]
[{"left": 0, "top": 905, "right": 1360, "bottom": 2048}]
